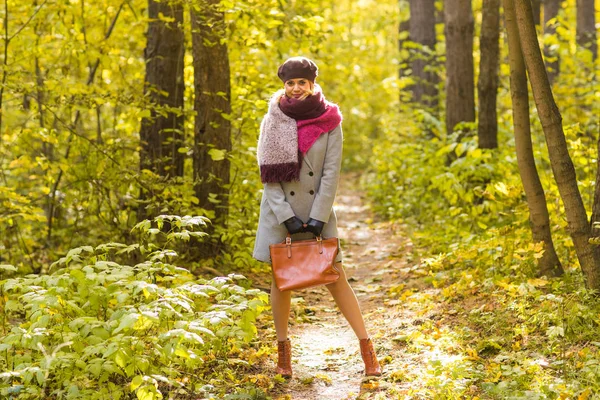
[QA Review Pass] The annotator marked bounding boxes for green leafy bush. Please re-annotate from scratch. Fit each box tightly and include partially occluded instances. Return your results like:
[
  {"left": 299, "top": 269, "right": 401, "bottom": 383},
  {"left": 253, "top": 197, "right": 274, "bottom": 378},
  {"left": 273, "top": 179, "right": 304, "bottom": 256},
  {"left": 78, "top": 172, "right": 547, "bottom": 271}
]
[{"left": 0, "top": 215, "right": 268, "bottom": 399}]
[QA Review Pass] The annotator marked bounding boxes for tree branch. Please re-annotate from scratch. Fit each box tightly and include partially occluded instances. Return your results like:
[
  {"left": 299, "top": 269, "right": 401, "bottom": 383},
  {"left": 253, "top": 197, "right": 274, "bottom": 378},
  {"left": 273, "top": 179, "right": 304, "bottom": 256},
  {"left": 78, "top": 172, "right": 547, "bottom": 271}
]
[
  {"left": 46, "top": 1, "right": 126, "bottom": 244},
  {"left": 8, "top": 0, "right": 48, "bottom": 42}
]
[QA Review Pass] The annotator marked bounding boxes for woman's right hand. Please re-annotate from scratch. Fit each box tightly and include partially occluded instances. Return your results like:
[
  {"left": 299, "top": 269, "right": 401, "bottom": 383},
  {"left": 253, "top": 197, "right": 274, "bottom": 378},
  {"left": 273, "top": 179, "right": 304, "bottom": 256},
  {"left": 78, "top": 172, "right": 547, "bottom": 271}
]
[{"left": 283, "top": 216, "right": 305, "bottom": 234}]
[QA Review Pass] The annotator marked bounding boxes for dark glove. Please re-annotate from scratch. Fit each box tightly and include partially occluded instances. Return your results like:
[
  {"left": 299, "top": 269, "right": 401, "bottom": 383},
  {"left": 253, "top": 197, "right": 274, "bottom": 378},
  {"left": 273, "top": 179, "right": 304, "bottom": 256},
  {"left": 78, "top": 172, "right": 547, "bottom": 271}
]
[
  {"left": 284, "top": 216, "right": 305, "bottom": 234},
  {"left": 305, "top": 218, "right": 325, "bottom": 237}
]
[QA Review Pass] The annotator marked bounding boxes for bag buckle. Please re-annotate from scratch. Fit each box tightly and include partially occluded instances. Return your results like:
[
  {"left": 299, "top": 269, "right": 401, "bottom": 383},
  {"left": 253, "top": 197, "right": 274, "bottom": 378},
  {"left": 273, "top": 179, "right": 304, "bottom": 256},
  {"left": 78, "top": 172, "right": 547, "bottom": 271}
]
[
  {"left": 316, "top": 235, "right": 323, "bottom": 254},
  {"left": 286, "top": 235, "right": 292, "bottom": 258}
]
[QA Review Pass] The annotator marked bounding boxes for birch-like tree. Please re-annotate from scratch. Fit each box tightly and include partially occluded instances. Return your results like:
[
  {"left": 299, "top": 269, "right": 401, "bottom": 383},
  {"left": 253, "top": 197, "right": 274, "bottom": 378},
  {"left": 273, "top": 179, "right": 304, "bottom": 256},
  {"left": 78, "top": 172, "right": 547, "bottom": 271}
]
[
  {"left": 503, "top": 0, "right": 563, "bottom": 276},
  {"left": 514, "top": 0, "right": 600, "bottom": 290}
]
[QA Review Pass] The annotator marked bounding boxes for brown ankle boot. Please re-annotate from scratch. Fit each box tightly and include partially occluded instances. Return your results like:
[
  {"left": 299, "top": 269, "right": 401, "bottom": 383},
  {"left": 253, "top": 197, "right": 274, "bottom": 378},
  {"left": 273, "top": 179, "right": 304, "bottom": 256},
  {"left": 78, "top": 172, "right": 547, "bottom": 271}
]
[
  {"left": 359, "top": 338, "right": 382, "bottom": 376},
  {"left": 276, "top": 339, "right": 292, "bottom": 377}
]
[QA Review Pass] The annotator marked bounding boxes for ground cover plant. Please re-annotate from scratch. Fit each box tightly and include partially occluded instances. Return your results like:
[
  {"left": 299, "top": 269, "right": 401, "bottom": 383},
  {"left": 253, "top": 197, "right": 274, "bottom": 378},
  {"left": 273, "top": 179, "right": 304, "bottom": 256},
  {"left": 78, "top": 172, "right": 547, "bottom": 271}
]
[{"left": 0, "top": 215, "right": 268, "bottom": 399}]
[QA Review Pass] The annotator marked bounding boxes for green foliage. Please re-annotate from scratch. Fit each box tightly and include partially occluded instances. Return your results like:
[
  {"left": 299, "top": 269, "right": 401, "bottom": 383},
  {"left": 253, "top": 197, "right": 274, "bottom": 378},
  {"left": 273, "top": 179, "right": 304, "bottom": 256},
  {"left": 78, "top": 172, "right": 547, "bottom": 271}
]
[
  {"left": 0, "top": 0, "right": 401, "bottom": 274},
  {"left": 365, "top": 113, "right": 535, "bottom": 254},
  {"left": 0, "top": 0, "right": 149, "bottom": 268},
  {"left": 413, "top": 230, "right": 600, "bottom": 398},
  {"left": 0, "top": 216, "right": 268, "bottom": 399}
]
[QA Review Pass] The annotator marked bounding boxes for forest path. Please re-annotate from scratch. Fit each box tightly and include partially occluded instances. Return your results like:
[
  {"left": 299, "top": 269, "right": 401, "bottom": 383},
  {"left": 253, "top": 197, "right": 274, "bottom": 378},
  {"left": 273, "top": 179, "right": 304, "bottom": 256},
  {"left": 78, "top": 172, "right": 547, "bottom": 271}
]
[{"left": 263, "top": 172, "right": 445, "bottom": 400}]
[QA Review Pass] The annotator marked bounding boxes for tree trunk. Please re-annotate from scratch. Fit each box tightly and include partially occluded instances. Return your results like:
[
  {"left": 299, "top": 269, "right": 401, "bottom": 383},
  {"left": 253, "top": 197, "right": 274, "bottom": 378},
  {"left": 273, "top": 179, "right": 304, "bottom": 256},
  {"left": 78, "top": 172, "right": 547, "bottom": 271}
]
[
  {"left": 191, "top": 0, "right": 232, "bottom": 258},
  {"left": 503, "top": 0, "right": 563, "bottom": 277},
  {"left": 477, "top": 0, "right": 500, "bottom": 149},
  {"left": 542, "top": 0, "right": 561, "bottom": 83},
  {"left": 542, "top": 0, "right": 561, "bottom": 31},
  {"left": 408, "top": 0, "right": 438, "bottom": 109},
  {"left": 444, "top": 0, "right": 475, "bottom": 134},
  {"left": 592, "top": 136, "right": 600, "bottom": 257},
  {"left": 576, "top": 0, "right": 597, "bottom": 59},
  {"left": 514, "top": 0, "right": 600, "bottom": 290},
  {"left": 137, "top": 0, "right": 184, "bottom": 220},
  {"left": 139, "top": 0, "right": 185, "bottom": 177},
  {"left": 532, "top": 0, "right": 542, "bottom": 25},
  {"left": 138, "top": 0, "right": 185, "bottom": 219}
]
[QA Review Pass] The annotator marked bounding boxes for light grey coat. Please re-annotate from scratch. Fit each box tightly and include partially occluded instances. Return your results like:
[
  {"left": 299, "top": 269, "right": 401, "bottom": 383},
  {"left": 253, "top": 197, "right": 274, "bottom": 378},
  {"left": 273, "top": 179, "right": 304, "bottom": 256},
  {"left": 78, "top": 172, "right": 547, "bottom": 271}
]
[{"left": 253, "top": 124, "right": 343, "bottom": 263}]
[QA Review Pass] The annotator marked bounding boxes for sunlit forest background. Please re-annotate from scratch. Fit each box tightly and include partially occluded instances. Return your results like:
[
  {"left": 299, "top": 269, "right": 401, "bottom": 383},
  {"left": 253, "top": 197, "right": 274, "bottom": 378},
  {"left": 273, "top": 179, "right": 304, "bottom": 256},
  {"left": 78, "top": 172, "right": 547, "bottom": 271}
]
[{"left": 1, "top": 0, "right": 600, "bottom": 398}]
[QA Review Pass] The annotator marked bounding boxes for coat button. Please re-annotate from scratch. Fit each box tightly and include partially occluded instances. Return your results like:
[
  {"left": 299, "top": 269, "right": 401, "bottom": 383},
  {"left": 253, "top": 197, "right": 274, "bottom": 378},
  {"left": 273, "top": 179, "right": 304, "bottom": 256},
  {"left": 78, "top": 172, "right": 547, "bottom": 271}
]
[
  {"left": 309, "top": 190, "right": 315, "bottom": 195},
  {"left": 290, "top": 191, "right": 295, "bottom": 196},
  {"left": 309, "top": 171, "right": 314, "bottom": 176}
]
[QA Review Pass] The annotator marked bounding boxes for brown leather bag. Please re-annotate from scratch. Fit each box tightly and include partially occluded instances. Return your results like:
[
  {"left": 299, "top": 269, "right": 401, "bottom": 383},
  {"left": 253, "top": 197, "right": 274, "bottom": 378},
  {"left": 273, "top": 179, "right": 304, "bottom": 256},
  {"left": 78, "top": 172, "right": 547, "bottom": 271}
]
[{"left": 270, "top": 234, "right": 340, "bottom": 291}]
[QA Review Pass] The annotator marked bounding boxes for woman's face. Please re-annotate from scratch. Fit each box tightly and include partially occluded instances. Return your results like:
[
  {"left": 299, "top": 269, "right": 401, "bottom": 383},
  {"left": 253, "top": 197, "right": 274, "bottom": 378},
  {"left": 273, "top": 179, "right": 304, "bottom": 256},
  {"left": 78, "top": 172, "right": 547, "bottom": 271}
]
[{"left": 284, "top": 78, "right": 312, "bottom": 99}]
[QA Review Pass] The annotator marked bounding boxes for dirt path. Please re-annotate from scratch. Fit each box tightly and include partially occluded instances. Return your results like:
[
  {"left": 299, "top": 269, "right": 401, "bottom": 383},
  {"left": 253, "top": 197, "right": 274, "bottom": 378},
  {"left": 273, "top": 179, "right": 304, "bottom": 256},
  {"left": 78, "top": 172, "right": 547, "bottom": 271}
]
[{"left": 261, "top": 173, "right": 441, "bottom": 400}]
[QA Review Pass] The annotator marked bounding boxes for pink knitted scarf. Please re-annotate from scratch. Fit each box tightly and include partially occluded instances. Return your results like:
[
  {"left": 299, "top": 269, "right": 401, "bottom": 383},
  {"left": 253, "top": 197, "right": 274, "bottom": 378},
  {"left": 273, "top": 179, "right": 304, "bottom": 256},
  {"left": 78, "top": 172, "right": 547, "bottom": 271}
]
[
  {"left": 257, "top": 86, "right": 342, "bottom": 183},
  {"left": 296, "top": 106, "right": 342, "bottom": 153}
]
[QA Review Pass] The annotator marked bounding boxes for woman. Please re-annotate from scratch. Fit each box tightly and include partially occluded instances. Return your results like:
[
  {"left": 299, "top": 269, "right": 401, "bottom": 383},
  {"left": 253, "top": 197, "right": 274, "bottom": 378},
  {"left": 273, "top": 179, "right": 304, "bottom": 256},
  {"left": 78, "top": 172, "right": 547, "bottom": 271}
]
[{"left": 253, "top": 56, "right": 382, "bottom": 378}]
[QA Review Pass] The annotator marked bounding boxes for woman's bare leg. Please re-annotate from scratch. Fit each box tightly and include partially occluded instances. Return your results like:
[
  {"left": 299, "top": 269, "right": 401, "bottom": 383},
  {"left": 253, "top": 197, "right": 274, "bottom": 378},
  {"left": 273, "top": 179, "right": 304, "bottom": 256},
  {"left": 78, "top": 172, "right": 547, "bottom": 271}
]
[
  {"left": 326, "top": 262, "right": 369, "bottom": 339},
  {"left": 270, "top": 280, "right": 292, "bottom": 341}
]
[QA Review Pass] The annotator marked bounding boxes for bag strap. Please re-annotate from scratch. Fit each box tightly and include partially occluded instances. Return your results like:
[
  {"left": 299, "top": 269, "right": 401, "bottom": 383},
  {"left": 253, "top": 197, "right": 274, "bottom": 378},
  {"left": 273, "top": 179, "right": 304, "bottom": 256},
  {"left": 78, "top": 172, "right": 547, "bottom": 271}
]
[
  {"left": 285, "top": 234, "right": 324, "bottom": 257},
  {"left": 285, "top": 233, "right": 323, "bottom": 243}
]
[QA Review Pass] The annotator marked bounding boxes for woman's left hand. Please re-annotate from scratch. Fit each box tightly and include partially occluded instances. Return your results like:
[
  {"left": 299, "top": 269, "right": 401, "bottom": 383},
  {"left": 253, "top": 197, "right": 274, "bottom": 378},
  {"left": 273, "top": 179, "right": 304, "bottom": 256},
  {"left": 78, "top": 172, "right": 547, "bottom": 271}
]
[{"left": 305, "top": 218, "right": 325, "bottom": 236}]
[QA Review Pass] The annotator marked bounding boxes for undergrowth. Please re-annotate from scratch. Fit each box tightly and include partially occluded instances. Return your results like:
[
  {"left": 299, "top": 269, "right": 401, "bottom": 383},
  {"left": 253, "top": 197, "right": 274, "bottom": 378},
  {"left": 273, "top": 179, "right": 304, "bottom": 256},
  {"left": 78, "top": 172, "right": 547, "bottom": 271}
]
[{"left": 0, "top": 215, "right": 270, "bottom": 399}]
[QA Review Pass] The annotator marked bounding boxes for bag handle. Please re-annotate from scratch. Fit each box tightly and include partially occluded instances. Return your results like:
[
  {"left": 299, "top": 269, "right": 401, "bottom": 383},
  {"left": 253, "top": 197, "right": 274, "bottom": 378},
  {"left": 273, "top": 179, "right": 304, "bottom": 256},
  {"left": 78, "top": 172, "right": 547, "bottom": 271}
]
[
  {"left": 285, "top": 233, "right": 323, "bottom": 242},
  {"left": 285, "top": 233, "right": 324, "bottom": 258}
]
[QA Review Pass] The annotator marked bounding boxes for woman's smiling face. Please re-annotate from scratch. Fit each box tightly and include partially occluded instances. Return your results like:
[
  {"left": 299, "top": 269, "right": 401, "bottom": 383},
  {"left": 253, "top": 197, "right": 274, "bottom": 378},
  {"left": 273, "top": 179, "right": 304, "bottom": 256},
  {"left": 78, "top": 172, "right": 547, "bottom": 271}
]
[{"left": 284, "top": 78, "right": 312, "bottom": 99}]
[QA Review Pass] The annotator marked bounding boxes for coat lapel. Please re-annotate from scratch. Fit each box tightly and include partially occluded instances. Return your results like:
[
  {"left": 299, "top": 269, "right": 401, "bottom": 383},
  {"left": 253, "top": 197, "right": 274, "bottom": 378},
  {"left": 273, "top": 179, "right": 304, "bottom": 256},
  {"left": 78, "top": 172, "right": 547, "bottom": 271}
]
[{"left": 303, "top": 154, "right": 314, "bottom": 171}]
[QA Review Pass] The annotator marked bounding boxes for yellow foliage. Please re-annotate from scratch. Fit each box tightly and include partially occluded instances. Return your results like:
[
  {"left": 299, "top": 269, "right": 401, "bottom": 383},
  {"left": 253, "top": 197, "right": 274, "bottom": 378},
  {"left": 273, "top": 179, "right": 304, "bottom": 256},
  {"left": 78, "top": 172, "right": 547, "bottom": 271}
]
[{"left": 578, "top": 388, "right": 592, "bottom": 400}]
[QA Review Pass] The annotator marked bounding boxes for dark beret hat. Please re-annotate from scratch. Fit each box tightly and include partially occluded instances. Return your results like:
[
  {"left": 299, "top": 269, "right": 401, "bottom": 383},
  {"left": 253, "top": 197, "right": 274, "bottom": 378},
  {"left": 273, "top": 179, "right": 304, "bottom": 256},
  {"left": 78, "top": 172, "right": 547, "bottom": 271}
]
[{"left": 277, "top": 57, "right": 319, "bottom": 82}]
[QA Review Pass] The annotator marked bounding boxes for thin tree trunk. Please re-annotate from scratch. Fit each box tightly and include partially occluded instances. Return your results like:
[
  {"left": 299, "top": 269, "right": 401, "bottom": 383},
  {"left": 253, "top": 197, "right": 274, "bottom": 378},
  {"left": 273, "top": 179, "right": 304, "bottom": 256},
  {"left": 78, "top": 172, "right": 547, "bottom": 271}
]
[
  {"left": 503, "top": 0, "right": 563, "bottom": 276},
  {"left": 514, "top": 0, "right": 600, "bottom": 290},
  {"left": 408, "top": 0, "right": 438, "bottom": 109},
  {"left": 0, "top": 0, "right": 9, "bottom": 139},
  {"left": 592, "top": 136, "right": 600, "bottom": 253},
  {"left": 33, "top": 0, "right": 53, "bottom": 228},
  {"left": 35, "top": 40, "right": 55, "bottom": 233},
  {"left": 477, "top": 0, "right": 500, "bottom": 149},
  {"left": 191, "top": 0, "right": 232, "bottom": 258},
  {"left": 576, "top": 0, "right": 597, "bottom": 59},
  {"left": 444, "top": 0, "right": 475, "bottom": 134},
  {"left": 542, "top": 0, "right": 561, "bottom": 83}
]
